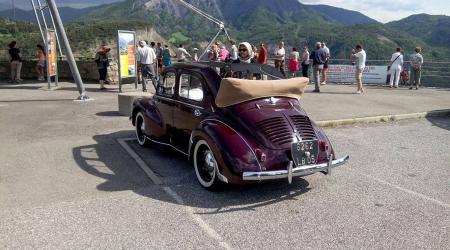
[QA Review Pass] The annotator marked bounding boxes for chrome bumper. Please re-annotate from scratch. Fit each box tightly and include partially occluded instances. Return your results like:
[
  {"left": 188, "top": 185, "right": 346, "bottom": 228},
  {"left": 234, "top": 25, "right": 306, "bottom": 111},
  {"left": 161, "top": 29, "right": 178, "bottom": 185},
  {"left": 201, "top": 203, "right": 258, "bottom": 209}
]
[{"left": 242, "top": 155, "right": 349, "bottom": 183}]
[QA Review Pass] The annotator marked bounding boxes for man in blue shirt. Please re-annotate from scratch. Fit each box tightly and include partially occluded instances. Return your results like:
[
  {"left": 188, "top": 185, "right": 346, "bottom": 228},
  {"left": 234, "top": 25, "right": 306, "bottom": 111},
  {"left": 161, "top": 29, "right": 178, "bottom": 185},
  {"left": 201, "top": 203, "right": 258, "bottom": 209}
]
[{"left": 309, "top": 42, "right": 327, "bottom": 92}]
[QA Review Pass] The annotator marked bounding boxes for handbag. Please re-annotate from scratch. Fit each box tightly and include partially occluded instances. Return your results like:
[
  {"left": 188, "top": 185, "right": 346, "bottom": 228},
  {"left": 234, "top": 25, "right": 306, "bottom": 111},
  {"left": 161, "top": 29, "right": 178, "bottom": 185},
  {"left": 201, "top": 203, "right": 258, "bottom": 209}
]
[{"left": 387, "top": 54, "right": 401, "bottom": 71}]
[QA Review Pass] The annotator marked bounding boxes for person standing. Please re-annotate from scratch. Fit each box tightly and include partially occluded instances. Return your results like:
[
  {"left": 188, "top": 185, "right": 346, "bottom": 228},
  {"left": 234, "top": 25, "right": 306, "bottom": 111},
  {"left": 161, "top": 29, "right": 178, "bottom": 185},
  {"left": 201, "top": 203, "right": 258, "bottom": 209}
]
[
  {"left": 301, "top": 46, "right": 310, "bottom": 77},
  {"left": 94, "top": 44, "right": 111, "bottom": 90},
  {"left": 156, "top": 42, "right": 163, "bottom": 73},
  {"left": 192, "top": 48, "right": 199, "bottom": 62},
  {"left": 288, "top": 47, "right": 300, "bottom": 78},
  {"left": 8, "top": 41, "right": 23, "bottom": 83},
  {"left": 229, "top": 39, "right": 238, "bottom": 62},
  {"left": 409, "top": 47, "right": 424, "bottom": 90},
  {"left": 257, "top": 43, "right": 267, "bottom": 64},
  {"left": 176, "top": 44, "right": 191, "bottom": 62},
  {"left": 309, "top": 42, "right": 327, "bottom": 92},
  {"left": 353, "top": 44, "right": 366, "bottom": 94},
  {"left": 274, "top": 41, "right": 286, "bottom": 77},
  {"left": 35, "top": 44, "right": 46, "bottom": 81},
  {"left": 162, "top": 44, "right": 172, "bottom": 67},
  {"left": 219, "top": 45, "right": 229, "bottom": 62},
  {"left": 136, "top": 40, "right": 157, "bottom": 92},
  {"left": 388, "top": 47, "right": 403, "bottom": 88},
  {"left": 320, "top": 42, "right": 330, "bottom": 85},
  {"left": 208, "top": 44, "right": 219, "bottom": 62},
  {"left": 350, "top": 49, "right": 356, "bottom": 65}
]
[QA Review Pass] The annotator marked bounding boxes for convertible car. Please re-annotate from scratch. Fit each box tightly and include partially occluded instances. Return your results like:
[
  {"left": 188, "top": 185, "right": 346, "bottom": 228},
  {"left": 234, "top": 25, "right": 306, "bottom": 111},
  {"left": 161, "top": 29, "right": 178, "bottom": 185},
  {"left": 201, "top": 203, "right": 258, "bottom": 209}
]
[{"left": 131, "top": 62, "right": 349, "bottom": 189}]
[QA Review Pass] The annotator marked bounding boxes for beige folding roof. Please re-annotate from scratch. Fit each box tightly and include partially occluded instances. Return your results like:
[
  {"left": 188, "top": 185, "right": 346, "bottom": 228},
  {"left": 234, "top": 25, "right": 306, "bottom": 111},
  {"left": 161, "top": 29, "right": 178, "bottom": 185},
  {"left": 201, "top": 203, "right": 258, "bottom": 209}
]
[{"left": 215, "top": 77, "right": 309, "bottom": 108}]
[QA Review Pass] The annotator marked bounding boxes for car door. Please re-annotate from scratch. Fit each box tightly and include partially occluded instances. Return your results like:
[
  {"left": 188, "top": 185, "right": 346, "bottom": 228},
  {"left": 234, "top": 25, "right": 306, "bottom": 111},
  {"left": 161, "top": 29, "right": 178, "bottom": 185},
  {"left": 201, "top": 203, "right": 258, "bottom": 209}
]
[
  {"left": 172, "top": 71, "right": 211, "bottom": 152},
  {"left": 152, "top": 70, "right": 177, "bottom": 141}
]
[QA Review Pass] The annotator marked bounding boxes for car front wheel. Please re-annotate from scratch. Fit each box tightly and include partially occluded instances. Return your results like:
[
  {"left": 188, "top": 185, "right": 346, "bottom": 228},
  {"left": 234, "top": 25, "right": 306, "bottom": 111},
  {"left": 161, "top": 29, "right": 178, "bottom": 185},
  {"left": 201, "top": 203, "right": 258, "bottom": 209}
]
[
  {"left": 135, "top": 111, "right": 150, "bottom": 147},
  {"left": 193, "top": 139, "right": 222, "bottom": 190}
]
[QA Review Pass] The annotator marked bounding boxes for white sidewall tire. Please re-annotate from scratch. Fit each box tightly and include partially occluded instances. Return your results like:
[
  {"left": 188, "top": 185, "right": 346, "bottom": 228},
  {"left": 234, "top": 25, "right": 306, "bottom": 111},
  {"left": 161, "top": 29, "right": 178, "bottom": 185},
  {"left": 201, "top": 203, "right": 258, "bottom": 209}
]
[
  {"left": 135, "top": 112, "right": 148, "bottom": 146},
  {"left": 193, "top": 140, "right": 218, "bottom": 188}
]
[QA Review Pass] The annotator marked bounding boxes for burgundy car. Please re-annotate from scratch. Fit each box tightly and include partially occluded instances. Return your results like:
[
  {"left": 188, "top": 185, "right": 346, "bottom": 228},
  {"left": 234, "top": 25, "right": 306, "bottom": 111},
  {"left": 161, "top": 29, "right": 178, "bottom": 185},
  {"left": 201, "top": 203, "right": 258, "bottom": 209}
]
[{"left": 131, "top": 63, "right": 349, "bottom": 190}]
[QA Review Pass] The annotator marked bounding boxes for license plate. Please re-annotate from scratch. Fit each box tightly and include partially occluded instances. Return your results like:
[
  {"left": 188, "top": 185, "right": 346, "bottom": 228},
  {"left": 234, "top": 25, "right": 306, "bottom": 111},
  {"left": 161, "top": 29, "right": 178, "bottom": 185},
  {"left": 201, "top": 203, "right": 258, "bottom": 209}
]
[{"left": 291, "top": 140, "right": 319, "bottom": 167}]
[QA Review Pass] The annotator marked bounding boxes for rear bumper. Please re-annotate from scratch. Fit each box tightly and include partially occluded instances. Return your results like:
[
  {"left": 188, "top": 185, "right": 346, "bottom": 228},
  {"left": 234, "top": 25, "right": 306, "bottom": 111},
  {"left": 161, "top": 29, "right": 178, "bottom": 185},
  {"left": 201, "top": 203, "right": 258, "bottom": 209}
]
[{"left": 242, "top": 155, "right": 349, "bottom": 183}]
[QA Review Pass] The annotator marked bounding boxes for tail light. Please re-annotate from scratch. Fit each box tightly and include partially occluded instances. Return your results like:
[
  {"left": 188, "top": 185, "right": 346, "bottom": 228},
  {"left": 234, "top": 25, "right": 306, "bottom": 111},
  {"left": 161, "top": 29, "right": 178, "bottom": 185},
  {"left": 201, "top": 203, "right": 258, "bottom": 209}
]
[
  {"left": 255, "top": 148, "right": 267, "bottom": 162},
  {"left": 319, "top": 141, "right": 329, "bottom": 151}
]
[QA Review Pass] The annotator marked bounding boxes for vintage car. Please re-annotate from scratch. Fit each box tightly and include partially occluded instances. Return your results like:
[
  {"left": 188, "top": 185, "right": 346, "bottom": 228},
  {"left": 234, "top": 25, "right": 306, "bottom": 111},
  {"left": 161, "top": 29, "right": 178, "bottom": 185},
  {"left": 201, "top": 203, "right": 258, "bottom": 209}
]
[{"left": 131, "top": 62, "right": 349, "bottom": 189}]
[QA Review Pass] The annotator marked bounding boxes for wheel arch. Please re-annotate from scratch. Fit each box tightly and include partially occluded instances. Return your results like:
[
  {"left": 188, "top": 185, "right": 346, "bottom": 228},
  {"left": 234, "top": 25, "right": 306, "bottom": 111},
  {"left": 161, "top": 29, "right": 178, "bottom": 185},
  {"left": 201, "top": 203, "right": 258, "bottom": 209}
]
[{"left": 189, "top": 119, "right": 262, "bottom": 184}]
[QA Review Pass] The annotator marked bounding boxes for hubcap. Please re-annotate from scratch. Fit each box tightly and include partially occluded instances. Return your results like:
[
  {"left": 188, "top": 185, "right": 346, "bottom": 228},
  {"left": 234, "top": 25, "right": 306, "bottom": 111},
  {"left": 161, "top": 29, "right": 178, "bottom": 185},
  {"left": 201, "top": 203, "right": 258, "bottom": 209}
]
[
  {"left": 136, "top": 114, "right": 145, "bottom": 144},
  {"left": 204, "top": 150, "right": 216, "bottom": 177}
]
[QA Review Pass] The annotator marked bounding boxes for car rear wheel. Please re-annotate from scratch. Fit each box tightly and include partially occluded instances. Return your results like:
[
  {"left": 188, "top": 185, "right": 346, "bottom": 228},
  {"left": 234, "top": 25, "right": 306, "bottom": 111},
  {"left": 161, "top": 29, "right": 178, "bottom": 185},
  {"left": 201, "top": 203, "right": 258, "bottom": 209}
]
[
  {"left": 135, "top": 111, "right": 150, "bottom": 147},
  {"left": 193, "top": 140, "right": 222, "bottom": 190}
]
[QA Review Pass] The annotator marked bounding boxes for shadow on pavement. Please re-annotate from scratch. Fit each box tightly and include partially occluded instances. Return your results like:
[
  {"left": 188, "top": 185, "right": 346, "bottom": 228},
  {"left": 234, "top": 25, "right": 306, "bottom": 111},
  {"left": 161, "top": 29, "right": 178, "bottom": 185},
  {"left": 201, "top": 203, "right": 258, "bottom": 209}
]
[
  {"left": 73, "top": 131, "right": 311, "bottom": 211},
  {"left": 0, "top": 85, "right": 44, "bottom": 90},
  {"left": 96, "top": 111, "right": 122, "bottom": 117},
  {"left": 0, "top": 98, "right": 74, "bottom": 103},
  {"left": 426, "top": 116, "right": 450, "bottom": 132}
]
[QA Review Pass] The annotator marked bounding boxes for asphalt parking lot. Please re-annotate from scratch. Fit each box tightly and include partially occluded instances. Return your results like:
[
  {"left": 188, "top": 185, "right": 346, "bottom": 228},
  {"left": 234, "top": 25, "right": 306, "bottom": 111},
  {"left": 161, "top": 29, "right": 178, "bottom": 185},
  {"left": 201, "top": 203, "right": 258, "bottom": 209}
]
[
  {"left": 123, "top": 117, "right": 450, "bottom": 249},
  {"left": 0, "top": 82, "right": 449, "bottom": 249}
]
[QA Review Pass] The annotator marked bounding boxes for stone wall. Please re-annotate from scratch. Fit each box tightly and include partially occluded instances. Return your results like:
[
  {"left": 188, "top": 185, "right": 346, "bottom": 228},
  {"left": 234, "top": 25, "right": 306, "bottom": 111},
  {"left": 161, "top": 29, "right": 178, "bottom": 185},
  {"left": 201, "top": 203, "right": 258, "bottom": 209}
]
[{"left": 0, "top": 59, "right": 120, "bottom": 84}]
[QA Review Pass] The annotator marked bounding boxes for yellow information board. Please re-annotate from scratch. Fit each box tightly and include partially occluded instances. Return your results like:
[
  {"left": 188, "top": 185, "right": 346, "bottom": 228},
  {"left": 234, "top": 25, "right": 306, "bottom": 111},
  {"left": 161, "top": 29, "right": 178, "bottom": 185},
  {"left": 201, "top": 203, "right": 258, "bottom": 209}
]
[{"left": 117, "top": 31, "right": 136, "bottom": 78}]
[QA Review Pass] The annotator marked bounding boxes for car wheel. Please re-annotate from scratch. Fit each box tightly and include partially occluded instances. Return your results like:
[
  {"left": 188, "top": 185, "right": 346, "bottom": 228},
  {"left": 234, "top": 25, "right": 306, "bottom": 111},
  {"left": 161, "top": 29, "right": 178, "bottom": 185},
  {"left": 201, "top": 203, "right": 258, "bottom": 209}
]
[
  {"left": 135, "top": 111, "right": 150, "bottom": 147},
  {"left": 193, "top": 140, "right": 222, "bottom": 190}
]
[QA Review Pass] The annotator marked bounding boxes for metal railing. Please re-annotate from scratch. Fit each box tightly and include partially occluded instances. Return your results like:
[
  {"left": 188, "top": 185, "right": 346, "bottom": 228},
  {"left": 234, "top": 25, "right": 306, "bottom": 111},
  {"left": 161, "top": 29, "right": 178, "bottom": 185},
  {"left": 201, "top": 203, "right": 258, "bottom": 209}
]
[
  {"left": 1, "top": 49, "right": 449, "bottom": 87},
  {"left": 265, "top": 57, "right": 450, "bottom": 87}
]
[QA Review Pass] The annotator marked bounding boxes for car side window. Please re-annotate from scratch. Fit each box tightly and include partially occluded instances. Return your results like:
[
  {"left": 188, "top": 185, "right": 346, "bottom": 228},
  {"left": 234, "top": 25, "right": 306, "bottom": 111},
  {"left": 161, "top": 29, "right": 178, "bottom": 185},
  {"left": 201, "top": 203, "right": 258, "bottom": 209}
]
[
  {"left": 158, "top": 71, "right": 176, "bottom": 97},
  {"left": 179, "top": 73, "right": 204, "bottom": 102}
]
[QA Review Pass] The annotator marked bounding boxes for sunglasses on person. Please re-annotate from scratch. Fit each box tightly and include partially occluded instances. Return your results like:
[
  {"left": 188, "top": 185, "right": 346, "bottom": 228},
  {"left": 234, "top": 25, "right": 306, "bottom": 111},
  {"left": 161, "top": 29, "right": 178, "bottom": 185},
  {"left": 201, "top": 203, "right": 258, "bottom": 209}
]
[{"left": 239, "top": 48, "right": 248, "bottom": 52}]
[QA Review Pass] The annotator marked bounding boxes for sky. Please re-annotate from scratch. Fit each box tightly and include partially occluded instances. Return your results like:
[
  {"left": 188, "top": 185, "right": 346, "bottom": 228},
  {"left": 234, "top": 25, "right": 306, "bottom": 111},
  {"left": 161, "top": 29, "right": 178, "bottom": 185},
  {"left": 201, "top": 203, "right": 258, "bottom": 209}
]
[
  {"left": 300, "top": 0, "right": 450, "bottom": 23},
  {"left": 1, "top": 0, "right": 449, "bottom": 23}
]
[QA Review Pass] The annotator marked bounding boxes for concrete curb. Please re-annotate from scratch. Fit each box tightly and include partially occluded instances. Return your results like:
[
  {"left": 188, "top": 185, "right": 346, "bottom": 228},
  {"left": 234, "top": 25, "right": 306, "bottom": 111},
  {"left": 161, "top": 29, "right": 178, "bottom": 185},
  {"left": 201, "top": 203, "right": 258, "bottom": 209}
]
[{"left": 316, "top": 109, "right": 450, "bottom": 128}]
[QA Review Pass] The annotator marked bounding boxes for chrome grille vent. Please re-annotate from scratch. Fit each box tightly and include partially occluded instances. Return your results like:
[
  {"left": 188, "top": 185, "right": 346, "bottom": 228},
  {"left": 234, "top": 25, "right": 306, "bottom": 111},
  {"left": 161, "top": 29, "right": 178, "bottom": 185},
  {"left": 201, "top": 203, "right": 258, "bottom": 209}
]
[
  {"left": 290, "top": 115, "right": 317, "bottom": 140},
  {"left": 256, "top": 117, "right": 293, "bottom": 146}
]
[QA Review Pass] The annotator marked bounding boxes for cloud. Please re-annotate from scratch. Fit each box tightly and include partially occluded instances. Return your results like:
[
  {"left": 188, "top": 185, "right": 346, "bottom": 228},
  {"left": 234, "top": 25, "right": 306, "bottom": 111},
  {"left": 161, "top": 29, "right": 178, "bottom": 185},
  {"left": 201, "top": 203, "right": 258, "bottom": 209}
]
[{"left": 300, "top": 0, "right": 450, "bottom": 22}]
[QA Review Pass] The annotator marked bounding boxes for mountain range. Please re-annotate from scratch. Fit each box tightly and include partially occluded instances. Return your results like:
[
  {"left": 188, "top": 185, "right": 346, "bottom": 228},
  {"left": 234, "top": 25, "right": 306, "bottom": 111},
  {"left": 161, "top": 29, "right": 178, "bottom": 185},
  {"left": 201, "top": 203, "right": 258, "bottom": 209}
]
[{"left": 0, "top": 0, "right": 449, "bottom": 61}]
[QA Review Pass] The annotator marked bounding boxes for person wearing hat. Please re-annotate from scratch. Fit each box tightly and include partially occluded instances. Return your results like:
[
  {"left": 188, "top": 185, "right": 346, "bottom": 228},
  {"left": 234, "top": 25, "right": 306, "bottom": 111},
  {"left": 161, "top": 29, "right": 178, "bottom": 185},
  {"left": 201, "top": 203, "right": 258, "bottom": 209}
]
[
  {"left": 193, "top": 48, "right": 199, "bottom": 62},
  {"left": 94, "top": 43, "right": 111, "bottom": 90},
  {"left": 309, "top": 42, "right": 327, "bottom": 92}
]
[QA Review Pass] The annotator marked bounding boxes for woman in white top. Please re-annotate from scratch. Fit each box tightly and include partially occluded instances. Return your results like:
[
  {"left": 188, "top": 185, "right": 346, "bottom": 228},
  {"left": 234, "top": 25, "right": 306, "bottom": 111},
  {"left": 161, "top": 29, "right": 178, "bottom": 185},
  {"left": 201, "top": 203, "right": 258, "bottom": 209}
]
[{"left": 389, "top": 47, "right": 404, "bottom": 88}]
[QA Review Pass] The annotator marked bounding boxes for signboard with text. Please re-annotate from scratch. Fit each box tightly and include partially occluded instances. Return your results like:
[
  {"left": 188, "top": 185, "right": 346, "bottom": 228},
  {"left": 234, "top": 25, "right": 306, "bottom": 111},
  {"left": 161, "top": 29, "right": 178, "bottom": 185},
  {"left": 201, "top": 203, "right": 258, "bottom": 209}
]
[
  {"left": 46, "top": 30, "right": 57, "bottom": 77},
  {"left": 117, "top": 30, "right": 136, "bottom": 79},
  {"left": 327, "top": 65, "right": 387, "bottom": 84}
]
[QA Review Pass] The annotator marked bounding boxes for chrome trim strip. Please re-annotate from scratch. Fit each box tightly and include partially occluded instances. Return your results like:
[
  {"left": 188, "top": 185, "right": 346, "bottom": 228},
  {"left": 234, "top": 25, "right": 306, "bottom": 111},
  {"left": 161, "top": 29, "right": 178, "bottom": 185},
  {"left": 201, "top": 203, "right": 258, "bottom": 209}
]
[
  {"left": 200, "top": 118, "right": 263, "bottom": 172},
  {"left": 155, "top": 95, "right": 205, "bottom": 110},
  {"left": 242, "top": 155, "right": 349, "bottom": 181},
  {"left": 144, "top": 135, "right": 189, "bottom": 156}
]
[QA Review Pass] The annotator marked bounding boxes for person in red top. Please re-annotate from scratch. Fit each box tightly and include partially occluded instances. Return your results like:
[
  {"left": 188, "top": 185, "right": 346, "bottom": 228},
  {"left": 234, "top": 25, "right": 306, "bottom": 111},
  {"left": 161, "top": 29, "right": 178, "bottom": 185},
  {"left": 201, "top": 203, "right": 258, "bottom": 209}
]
[
  {"left": 35, "top": 44, "right": 46, "bottom": 81},
  {"left": 257, "top": 43, "right": 267, "bottom": 64}
]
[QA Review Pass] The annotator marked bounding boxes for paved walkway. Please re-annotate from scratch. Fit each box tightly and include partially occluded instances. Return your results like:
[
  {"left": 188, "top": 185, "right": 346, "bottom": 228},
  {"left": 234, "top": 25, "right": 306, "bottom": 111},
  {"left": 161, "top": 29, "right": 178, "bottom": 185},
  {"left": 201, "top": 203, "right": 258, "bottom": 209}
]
[
  {"left": 300, "top": 84, "right": 450, "bottom": 121},
  {"left": 0, "top": 81, "right": 449, "bottom": 123}
]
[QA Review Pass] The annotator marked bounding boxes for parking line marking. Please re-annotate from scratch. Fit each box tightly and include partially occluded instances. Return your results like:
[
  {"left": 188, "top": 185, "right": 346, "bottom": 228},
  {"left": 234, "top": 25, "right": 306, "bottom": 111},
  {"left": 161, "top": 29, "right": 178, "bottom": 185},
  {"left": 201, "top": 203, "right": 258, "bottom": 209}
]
[
  {"left": 163, "top": 186, "right": 231, "bottom": 250},
  {"left": 117, "top": 138, "right": 163, "bottom": 185},
  {"left": 361, "top": 173, "right": 450, "bottom": 209},
  {"left": 117, "top": 137, "right": 231, "bottom": 250}
]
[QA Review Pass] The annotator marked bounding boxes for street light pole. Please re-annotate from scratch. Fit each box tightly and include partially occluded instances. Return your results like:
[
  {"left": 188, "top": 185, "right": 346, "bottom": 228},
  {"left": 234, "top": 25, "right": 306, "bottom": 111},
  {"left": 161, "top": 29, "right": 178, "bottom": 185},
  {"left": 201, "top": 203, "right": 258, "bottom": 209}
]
[{"left": 45, "top": 0, "right": 88, "bottom": 100}]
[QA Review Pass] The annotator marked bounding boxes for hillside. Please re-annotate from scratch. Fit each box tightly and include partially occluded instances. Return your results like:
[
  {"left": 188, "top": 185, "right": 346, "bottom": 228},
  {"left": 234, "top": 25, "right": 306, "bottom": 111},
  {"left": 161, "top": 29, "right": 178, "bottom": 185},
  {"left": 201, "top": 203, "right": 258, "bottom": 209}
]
[
  {"left": 1, "top": 1, "right": 449, "bottom": 61},
  {"left": 82, "top": 0, "right": 447, "bottom": 60},
  {"left": 387, "top": 14, "right": 450, "bottom": 48},
  {"left": 308, "top": 4, "right": 378, "bottom": 25}
]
